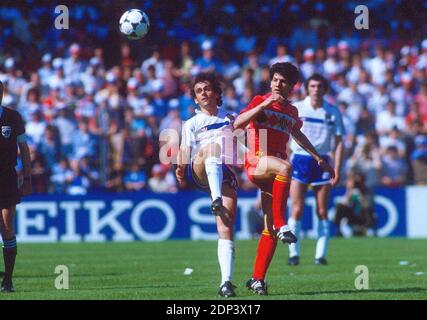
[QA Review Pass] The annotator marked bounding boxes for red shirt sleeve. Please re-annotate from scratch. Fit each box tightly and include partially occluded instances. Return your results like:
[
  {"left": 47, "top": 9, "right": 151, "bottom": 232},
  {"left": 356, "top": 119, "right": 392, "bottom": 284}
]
[
  {"left": 239, "top": 95, "right": 265, "bottom": 114},
  {"left": 290, "top": 104, "right": 303, "bottom": 133}
]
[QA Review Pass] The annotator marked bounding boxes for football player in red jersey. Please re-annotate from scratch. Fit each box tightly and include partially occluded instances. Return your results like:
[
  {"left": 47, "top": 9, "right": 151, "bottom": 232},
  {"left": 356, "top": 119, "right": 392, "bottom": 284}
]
[{"left": 234, "top": 63, "right": 334, "bottom": 295}]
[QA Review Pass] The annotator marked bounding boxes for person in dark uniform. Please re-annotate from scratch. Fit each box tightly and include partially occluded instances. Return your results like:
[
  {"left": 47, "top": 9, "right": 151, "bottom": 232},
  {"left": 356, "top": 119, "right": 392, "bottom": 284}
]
[{"left": 0, "top": 80, "right": 32, "bottom": 292}]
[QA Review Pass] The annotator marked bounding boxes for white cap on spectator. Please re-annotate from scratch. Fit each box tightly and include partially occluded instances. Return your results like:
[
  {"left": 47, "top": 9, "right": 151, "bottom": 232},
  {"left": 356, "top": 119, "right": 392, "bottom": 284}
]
[
  {"left": 90, "top": 57, "right": 101, "bottom": 66},
  {"left": 86, "top": 87, "right": 96, "bottom": 95},
  {"left": 422, "top": 39, "right": 427, "bottom": 50},
  {"left": 152, "top": 79, "right": 163, "bottom": 92},
  {"left": 70, "top": 43, "right": 80, "bottom": 53},
  {"left": 42, "top": 53, "right": 52, "bottom": 63},
  {"left": 144, "top": 104, "right": 155, "bottom": 116},
  {"left": 338, "top": 41, "right": 349, "bottom": 50},
  {"left": 400, "top": 46, "right": 410, "bottom": 56},
  {"left": 52, "top": 57, "right": 63, "bottom": 69},
  {"left": 133, "top": 98, "right": 149, "bottom": 117},
  {"left": 106, "top": 72, "right": 116, "bottom": 83},
  {"left": 201, "top": 40, "right": 213, "bottom": 51},
  {"left": 169, "top": 98, "right": 179, "bottom": 109},
  {"left": 127, "top": 77, "right": 138, "bottom": 89},
  {"left": 50, "top": 82, "right": 60, "bottom": 90},
  {"left": 303, "top": 48, "right": 315, "bottom": 57},
  {"left": 4, "top": 58, "right": 15, "bottom": 69},
  {"left": 152, "top": 164, "right": 163, "bottom": 175},
  {"left": 401, "top": 73, "right": 412, "bottom": 83},
  {"left": 2, "top": 95, "right": 14, "bottom": 107}
]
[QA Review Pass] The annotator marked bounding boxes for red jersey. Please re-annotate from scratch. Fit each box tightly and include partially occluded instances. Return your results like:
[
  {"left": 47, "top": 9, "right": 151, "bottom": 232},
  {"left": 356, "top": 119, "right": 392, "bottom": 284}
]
[{"left": 240, "top": 93, "right": 303, "bottom": 161}]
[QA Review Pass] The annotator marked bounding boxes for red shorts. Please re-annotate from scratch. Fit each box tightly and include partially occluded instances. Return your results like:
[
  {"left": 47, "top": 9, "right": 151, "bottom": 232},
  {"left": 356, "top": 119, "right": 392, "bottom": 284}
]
[{"left": 244, "top": 150, "right": 287, "bottom": 193}]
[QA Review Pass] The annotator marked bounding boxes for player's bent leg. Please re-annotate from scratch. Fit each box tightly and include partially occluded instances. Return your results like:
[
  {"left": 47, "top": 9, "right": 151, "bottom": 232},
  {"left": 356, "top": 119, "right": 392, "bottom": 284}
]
[
  {"left": 288, "top": 180, "right": 308, "bottom": 265},
  {"left": 192, "top": 144, "right": 225, "bottom": 216},
  {"left": 252, "top": 156, "right": 295, "bottom": 242},
  {"left": 202, "top": 142, "right": 223, "bottom": 197},
  {"left": 0, "top": 207, "right": 17, "bottom": 292},
  {"left": 314, "top": 184, "right": 331, "bottom": 265},
  {"left": 216, "top": 185, "right": 237, "bottom": 297}
]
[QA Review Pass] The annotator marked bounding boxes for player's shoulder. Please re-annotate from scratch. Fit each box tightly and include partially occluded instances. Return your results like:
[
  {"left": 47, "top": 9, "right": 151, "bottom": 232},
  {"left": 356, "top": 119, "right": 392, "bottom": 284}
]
[
  {"left": 251, "top": 95, "right": 266, "bottom": 105},
  {"left": 217, "top": 108, "right": 236, "bottom": 121},
  {"left": 1, "top": 106, "right": 22, "bottom": 121},
  {"left": 292, "top": 99, "right": 305, "bottom": 109},
  {"left": 323, "top": 100, "right": 342, "bottom": 116},
  {"left": 183, "top": 112, "right": 200, "bottom": 128},
  {"left": 240, "top": 95, "right": 266, "bottom": 114},
  {"left": 291, "top": 98, "right": 311, "bottom": 115},
  {"left": 287, "top": 101, "right": 301, "bottom": 115}
]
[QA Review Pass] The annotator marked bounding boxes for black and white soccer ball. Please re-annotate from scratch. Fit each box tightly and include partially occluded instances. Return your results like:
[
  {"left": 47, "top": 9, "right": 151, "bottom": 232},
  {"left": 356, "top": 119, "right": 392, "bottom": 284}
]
[{"left": 119, "top": 9, "right": 150, "bottom": 40}]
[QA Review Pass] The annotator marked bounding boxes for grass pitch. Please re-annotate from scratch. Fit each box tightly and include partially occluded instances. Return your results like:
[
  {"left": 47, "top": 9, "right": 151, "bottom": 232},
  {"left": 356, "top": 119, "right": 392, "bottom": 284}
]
[{"left": 1, "top": 238, "right": 426, "bottom": 300}]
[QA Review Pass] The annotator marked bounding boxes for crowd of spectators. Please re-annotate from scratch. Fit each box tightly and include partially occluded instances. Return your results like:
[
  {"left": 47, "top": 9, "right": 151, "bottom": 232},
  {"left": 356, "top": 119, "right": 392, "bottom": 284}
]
[{"left": 0, "top": 0, "right": 426, "bottom": 194}]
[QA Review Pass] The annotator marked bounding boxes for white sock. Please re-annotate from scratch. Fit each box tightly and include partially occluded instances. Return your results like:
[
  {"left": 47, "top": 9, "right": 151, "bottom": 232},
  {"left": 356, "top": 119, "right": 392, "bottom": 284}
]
[
  {"left": 288, "top": 217, "right": 301, "bottom": 258},
  {"left": 205, "top": 156, "right": 223, "bottom": 200},
  {"left": 218, "top": 239, "right": 234, "bottom": 285},
  {"left": 315, "top": 219, "right": 329, "bottom": 259}
]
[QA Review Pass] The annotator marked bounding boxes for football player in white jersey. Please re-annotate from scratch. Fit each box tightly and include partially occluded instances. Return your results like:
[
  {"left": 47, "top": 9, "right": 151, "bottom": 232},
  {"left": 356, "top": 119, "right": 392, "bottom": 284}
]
[
  {"left": 288, "top": 74, "right": 345, "bottom": 266},
  {"left": 175, "top": 72, "right": 238, "bottom": 297}
]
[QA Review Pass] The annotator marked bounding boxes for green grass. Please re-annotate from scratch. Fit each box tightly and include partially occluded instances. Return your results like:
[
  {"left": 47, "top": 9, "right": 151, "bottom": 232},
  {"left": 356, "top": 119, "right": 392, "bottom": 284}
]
[{"left": 1, "top": 238, "right": 426, "bottom": 300}]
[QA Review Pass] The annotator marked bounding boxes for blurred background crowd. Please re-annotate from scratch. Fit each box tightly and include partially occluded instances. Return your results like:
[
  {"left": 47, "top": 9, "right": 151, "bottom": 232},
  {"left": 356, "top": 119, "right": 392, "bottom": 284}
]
[{"left": 0, "top": 0, "right": 426, "bottom": 195}]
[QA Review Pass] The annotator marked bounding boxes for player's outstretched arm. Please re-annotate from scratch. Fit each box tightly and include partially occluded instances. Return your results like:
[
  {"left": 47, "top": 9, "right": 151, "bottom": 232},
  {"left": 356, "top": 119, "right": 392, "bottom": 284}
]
[
  {"left": 292, "top": 129, "right": 335, "bottom": 179},
  {"left": 233, "top": 94, "right": 279, "bottom": 129},
  {"left": 175, "top": 146, "right": 190, "bottom": 185},
  {"left": 234, "top": 104, "right": 265, "bottom": 129},
  {"left": 331, "top": 136, "right": 344, "bottom": 186}
]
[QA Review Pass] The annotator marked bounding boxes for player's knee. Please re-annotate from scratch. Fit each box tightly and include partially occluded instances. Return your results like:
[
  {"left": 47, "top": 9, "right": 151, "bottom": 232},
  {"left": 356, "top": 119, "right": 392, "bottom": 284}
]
[
  {"left": 291, "top": 206, "right": 304, "bottom": 219},
  {"left": 317, "top": 208, "right": 328, "bottom": 220},
  {"left": 217, "top": 224, "right": 233, "bottom": 239},
  {"left": 278, "top": 162, "right": 292, "bottom": 176},
  {"left": 223, "top": 187, "right": 237, "bottom": 200},
  {"left": 292, "top": 199, "right": 304, "bottom": 213}
]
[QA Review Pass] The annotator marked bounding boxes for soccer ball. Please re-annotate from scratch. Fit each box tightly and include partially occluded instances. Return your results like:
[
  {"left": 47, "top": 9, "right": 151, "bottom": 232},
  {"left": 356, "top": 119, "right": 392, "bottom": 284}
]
[{"left": 119, "top": 9, "right": 150, "bottom": 40}]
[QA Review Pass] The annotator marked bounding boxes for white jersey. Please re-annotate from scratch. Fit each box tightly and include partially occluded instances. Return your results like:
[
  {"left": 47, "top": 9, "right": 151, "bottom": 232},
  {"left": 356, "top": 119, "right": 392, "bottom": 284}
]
[
  {"left": 181, "top": 108, "right": 238, "bottom": 163},
  {"left": 291, "top": 97, "right": 345, "bottom": 156}
]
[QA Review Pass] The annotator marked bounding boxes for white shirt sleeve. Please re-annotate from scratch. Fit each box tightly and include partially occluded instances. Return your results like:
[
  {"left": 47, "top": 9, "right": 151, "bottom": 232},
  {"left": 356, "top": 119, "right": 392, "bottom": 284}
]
[
  {"left": 333, "top": 107, "right": 346, "bottom": 137},
  {"left": 181, "top": 120, "right": 195, "bottom": 148}
]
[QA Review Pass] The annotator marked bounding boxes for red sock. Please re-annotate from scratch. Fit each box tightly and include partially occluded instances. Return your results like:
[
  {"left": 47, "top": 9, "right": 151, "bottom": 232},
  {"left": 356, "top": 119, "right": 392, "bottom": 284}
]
[
  {"left": 272, "top": 174, "right": 291, "bottom": 230},
  {"left": 253, "top": 230, "right": 277, "bottom": 280}
]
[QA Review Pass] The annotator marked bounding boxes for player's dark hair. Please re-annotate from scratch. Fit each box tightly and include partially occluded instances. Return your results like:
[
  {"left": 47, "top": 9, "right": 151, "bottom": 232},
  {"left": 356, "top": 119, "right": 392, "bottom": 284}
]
[
  {"left": 305, "top": 73, "right": 329, "bottom": 92},
  {"left": 269, "top": 62, "right": 300, "bottom": 87},
  {"left": 191, "top": 72, "right": 223, "bottom": 106}
]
